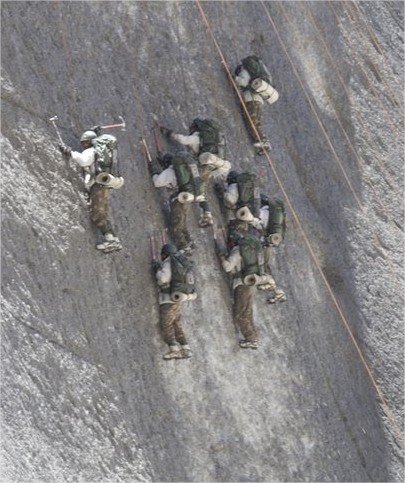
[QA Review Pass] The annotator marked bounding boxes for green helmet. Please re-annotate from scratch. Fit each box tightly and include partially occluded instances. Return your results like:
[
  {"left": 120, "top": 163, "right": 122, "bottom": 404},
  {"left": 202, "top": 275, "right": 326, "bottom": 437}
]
[
  {"left": 80, "top": 130, "right": 97, "bottom": 142},
  {"left": 161, "top": 243, "right": 178, "bottom": 257}
]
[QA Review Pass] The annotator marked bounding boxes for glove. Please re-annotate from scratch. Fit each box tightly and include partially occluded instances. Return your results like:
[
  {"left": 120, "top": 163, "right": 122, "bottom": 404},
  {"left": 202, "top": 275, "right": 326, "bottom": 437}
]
[
  {"left": 159, "top": 126, "right": 173, "bottom": 138},
  {"left": 90, "top": 125, "right": 102, "bottom": 136},
  {"left": 148, "top": 160, "right": 161, "bottom": 177},
  {"left": 58, "top": 143, "right": 72, "bottom": 157},
  {"left": 151, "top": 260, "right": 161, "bottom": 273}
]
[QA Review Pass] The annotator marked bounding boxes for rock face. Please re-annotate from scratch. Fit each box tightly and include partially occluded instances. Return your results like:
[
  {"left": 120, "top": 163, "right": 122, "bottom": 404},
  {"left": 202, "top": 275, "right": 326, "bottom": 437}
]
[{"left": 1, "top": 1, "right": 403, "bottom": 481}]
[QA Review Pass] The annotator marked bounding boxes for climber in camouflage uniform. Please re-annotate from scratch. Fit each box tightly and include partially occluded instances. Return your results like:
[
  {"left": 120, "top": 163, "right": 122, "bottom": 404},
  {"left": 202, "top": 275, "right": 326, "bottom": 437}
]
[
  {"left": 150, "top": 151, "right": 203, "bottom": 254},
  {"left": 154, "top": 243, "right": 196, "bottom": 360},
  {"left": 160, "top": 118, "right": 231, "bottom": 227},
  {"left": 217, "top": 222, "right": 259, "bottom": 349},
  {"left": 58, "top": 128, "right": 123, "bottom": 253},
  {"left": 234, "top": 55, "right": 279, "bottom": 155}
]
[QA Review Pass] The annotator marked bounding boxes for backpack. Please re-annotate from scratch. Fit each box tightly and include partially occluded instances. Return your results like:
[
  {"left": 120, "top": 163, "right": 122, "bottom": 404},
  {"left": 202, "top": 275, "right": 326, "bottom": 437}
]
[
  {"left": 170, "top": 253, "right": 195, "bottom": 295},
  {"left": 193, "top": 118, "right": 226, "bottom": 159},
  {"left": 241, "top": 55, "right": 272, "bottom": 85},
  {"left": 238, "top": 235, "right": 263, "bottom": 280},
  {"left": 266, "top": 198, "right": 286, "bottom": 245},
  {"left": 236, "top": 172, "right": 260, "bottom": 218},
  {"left": 92, "top": 134, "right": 120, "bottom": 176},
  {"left": 172, "top": 152, "right": 201, "bottom": 198}
]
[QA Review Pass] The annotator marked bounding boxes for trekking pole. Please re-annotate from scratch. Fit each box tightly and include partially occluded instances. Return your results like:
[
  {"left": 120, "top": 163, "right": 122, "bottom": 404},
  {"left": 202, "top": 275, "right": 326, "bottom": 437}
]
[
  {"left": 49, "top": 116, "right": 64, "bottom": 145},
  {"left": 150, "top": 233, "right": 157, "bottom": 262},
  {"left": 101, "top": 116, "right": 126, "bottom": 131},
  {"left": 151, "top": 117, "right": 163, "bottom": 157},
  {"left": 161, "top": 228, "right": 168, "bottom": 245},
  {"left": 140, "top": 138, "right": 153, "bottom": 173}
]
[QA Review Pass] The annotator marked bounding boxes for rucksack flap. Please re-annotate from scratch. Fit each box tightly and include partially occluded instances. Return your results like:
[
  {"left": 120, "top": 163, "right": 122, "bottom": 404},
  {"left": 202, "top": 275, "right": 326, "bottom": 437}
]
[
  {"left": 172, "top": 152, "right": 202, "bottom": 199},
  {"left": 170, "top": 253, "right": 195, "bottom": 295},
  {"left": 241, "top": 55, "right": 272, "bottom": 85},
  {"left": 92, "top": 134, "right": 119, "bottom": 175},
  {"left": 266, "top": 198, "right": 286, "bottom": 245},
  {"left": 194, "top": 119, "right": 226, "bottom": 158},
  {"left": 236, "top": 172, "right": 260, "bottom": 217}
]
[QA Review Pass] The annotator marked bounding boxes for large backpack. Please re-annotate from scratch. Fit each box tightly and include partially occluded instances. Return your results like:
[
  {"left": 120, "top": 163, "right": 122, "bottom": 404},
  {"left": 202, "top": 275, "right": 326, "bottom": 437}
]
[
  {"left": 170, "top": 253, "right": 195, "bottom": 295},
  {"left": 265, "top": 198, "right": 286, "bottom": 245},
  {"left": 238, "top": 235, "right": 263, "bottom": 280},
  {"left": 172, "top": 152, "right": 201, "bottom": 198},
  {"left": 193, "top": 118, "right": 226, "bottom": 159},
  {"left": 236, "top": 172, "right": 260, "bottom": 218},
  {"left": 92, "top": 134, "right": 120, "bottom": 176},
  {"left": 241, "top": 55, "right": 272, "bottom": 85}
]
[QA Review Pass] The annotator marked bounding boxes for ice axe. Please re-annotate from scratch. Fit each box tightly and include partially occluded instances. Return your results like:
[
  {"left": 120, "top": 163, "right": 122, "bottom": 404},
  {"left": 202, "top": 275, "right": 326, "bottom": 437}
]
[
  {"left": 49, "top": 115, "right": 64, "bottom": 145},
  {"left": 101, "top": 116, "right": 126, "bottom": 131}
]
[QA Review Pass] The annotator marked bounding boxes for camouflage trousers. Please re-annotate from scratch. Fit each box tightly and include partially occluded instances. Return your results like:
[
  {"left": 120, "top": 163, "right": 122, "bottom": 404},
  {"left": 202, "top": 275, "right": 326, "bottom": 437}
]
[
  {"left": 89, "top": 184, "right": 114, "bottom": 235},
  {"left": 245, "top": 100, "right": 265, "bottom": 143},
  {"left": 160, "top": 302, "right": 188, "bottom": 346},
  {"left": 169, "top": 198, "right": 192, "bottom": 250},
  {"left": 233, "top": 284, "right": 257, "bottom": 342},
  {"left": 198, "top": 164, "right": 217, "bottom": 212}
]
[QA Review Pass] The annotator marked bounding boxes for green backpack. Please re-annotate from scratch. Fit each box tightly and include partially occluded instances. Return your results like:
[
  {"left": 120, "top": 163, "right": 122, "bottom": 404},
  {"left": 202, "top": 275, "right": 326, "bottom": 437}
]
[
  {"left": 170, "top": 253, "right": 195, "bottom": 295},
  {"left": 193, "top": 118, "right": 226, "bottom": 159},
  {"left": 172, "top": 152, "right": 202, "bottom": 197},
  {"left": 266, "top": 198, "right": 286, "bottom": 244},
  {"left": 236, "top": 172, "right": 260, "bottom": 218},
  {"left": 241, "top": 55, "right": 272, "bottom": 85},
  {"left": 92, "top": 134, "right": 119, "bottom": 176},
  {"left": 238, "top": 235, "right": 263, "bottom": 279}
]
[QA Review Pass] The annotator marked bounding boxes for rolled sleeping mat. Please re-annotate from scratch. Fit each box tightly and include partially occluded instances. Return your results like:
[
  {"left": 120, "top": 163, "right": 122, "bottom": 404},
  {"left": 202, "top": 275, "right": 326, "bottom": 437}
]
[
  {"left": 251, "top": 78, "right": 279, "bottom": 105},
  {"left": 236, "top": 206, "right": 255, "bottom": 222},
  {"left": 95, "top": 172, "right": 124, "bottom": 189},
  {"left": 243, "top": 274, "right": 275, "bottom": 287},
  {"left": 268, "top": 232, "right": 283, "bottom": 247},
  {"left": 177, "top": 191, "right": 195, "bottom": 204},
  {"left": 243, "top": 274, "right": 259, "bottom": 286},
  {"left": 171, "top": 291, "right": 198, "bottom": 302}
]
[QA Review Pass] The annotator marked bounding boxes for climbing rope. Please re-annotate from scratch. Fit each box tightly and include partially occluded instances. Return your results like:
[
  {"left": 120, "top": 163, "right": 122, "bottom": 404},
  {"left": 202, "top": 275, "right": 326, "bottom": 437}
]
[{"left": 194, "top": 0, "right": 404, "bottom": 449}]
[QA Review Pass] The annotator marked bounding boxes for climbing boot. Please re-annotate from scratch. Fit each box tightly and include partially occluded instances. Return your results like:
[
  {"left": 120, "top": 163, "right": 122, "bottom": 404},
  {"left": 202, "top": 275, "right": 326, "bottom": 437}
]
[
  {"left": 163, "top": 345, "right": 183, "bottom": 360},
  {"left": 96, "top": 233, "right": 122, "bottom": 253},
  {"left": 239, "top": 339, "right": 259, "bottom": 349},
  {"left": 180, "top": 344, "right": 193, "bottom": 359},
  {"left": 180, "top": 241, "right": 196, "bottom": 256},
  {"left": 268, "top": 289, "right": 287, "bottom": 304},
  {"left": 199, "top": 211, "right": 214, "bottom": 227}
]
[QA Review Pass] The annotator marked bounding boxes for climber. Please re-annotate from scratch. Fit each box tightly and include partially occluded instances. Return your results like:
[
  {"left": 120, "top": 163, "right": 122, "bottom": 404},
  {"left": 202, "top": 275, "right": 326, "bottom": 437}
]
[
  {"left": 217, "top": 225, "right": 260, "bottom": 349},
  {"left": 153, "top": 242, "right": 196, "bottom": 360},
  {"left": 149, "top": 150, "right": 202, "bottom": 254},
  {"left": 159, "top": 118, "right": 231, "bottom": 227},
  {"left": 234, "top": 55, "right": 279, "bottom": 155},
  {"left": 58, "top": 128, "right": 123, "bottom": 253}
]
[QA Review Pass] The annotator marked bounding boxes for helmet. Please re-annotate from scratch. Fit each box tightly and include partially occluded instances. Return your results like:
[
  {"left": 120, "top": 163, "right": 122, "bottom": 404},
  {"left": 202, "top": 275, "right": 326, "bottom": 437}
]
[
  {"left": 260, "top": 194, "right": 270, "bottom": 206},
  {"left": 80, "top": 130, "right": 97, "bottom": 142},
  {"left": 226, "top": 170, "right": 239, "bottom": 185},
  {"left": 189, "top": 118, "right": 201, "bottom": 134},
  {"left": 162, "top": 153, "right": 174, "bottom": 169},
  {"left": 161, "top": 243, "right": 178, "bottom": 257}
]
